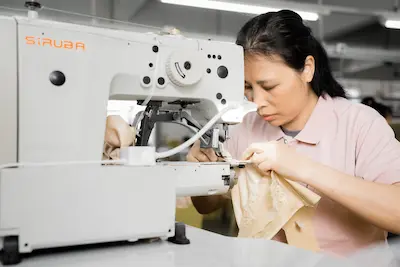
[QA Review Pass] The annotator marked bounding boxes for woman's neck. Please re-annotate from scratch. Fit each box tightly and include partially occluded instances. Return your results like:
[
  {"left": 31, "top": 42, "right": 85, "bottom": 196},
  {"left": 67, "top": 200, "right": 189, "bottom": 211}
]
[{"left": 282, "top": 93, "right": 319, "bottom": 132}]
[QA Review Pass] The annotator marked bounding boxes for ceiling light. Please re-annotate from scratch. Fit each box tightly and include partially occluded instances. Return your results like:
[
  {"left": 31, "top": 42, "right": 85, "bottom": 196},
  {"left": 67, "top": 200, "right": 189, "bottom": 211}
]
[
  {"left": 345, "top": 88, "right": 361, "bottom": 98},
  {"left": 160, "top": 0, "right": 319, "bottom": 21},
  {"left": 384, "top": 19, "right": 400, "bottom": 29}
]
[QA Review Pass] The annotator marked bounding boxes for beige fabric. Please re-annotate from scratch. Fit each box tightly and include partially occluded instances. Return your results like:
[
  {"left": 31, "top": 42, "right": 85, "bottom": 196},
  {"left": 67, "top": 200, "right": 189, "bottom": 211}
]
[
  {"left": 230, "top": 144, "right": 321, "bottom": 252},
  {"left": 102, "top": 115, "right": 136, "bottom": 160}
]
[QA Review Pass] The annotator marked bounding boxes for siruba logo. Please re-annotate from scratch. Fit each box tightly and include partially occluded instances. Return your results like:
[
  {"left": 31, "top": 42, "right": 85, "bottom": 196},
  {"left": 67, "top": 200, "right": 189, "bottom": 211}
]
[{"left": 25, "top": 36, "right": 86, "bottom": 51}]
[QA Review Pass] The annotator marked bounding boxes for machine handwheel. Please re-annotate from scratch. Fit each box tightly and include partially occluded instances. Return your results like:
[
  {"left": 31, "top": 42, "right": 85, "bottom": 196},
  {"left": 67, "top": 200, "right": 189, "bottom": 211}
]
[{"left": 2, "top": 236, "right": 21, "bottom": 265}]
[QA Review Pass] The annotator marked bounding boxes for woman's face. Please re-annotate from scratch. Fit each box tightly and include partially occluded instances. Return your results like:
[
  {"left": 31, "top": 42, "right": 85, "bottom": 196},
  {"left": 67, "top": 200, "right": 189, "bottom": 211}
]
[{"left": 244, "top": 54, "right": 317, "bottom": 130}]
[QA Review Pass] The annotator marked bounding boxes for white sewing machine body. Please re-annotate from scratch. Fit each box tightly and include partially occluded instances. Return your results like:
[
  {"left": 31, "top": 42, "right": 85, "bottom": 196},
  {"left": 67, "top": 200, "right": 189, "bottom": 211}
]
[
  {"left": 1, "top": 12, "right": 244, "bottom": 165},
  {"left": 0, "top": 8, "right": 245, "bottom": 264}
]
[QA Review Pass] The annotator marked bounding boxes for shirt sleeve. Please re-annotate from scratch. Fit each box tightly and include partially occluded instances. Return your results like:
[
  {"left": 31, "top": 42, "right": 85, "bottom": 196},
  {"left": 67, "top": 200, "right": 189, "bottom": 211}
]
[{"left": 355, "top": 115, "right": 400, "bottom": 185}]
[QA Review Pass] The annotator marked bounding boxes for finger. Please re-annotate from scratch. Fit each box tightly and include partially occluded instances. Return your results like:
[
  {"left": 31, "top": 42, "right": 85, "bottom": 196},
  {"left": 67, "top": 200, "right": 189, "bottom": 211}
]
[
  {"left": 257, "top": 161, "right": 273, "bottom": 174},
  {"left": 217, "top": 157, "right": 226, "bottom": 162},
  {"left": 242, "top": 147, "right": 264, "bottom": 160},
  {"left": 190, "top": 140, "right": 201, "bottom": 152},
  {"left": 201, "top": 148, "right": 218, "bottom": 162},
  {"left": 186, "top": 153, "right": 199, "bottom": 162},
  {"left": 250, "top": 153, "right": 266, "bottom": 164},
  {"left": 196, "top": 152, "right": 212, "bottom": 162},
  {"left": 187, "top": 141, "right": 201, "bottom": 158}
]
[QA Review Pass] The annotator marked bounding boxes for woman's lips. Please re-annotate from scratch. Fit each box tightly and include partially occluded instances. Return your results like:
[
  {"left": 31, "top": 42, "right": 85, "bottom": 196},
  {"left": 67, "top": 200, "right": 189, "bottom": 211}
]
[{"left": 263, "top": 114, "right": 276, "bottom": 121}]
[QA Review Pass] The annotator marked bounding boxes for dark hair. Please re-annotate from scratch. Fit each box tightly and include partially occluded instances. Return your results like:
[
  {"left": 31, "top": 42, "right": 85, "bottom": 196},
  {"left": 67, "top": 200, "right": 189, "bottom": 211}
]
[
  {"left": 236, "top": 10, "right": 346, "bottom": 98},
  {"left": 361, "top": 96, "right": 375, "bottom": 106},
  {"left": 361, "top": 97, "right": 393, "bottom": 118}
]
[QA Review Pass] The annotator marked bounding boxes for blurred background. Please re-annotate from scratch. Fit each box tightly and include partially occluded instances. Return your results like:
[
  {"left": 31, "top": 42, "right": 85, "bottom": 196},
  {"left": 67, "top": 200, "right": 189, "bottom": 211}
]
[{"left": 3, "top": 0, "right": 400, "bottom": 237}]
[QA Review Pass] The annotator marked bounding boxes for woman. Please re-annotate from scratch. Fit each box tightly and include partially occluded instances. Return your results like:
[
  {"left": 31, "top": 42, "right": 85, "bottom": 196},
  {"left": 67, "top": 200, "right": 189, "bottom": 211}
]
[{"left": 187, "top": 10, "right": 400, "bottom": 256}]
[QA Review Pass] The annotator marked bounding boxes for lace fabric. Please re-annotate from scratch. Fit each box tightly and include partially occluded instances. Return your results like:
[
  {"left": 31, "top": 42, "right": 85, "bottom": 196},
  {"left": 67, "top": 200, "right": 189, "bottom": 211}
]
[{"left": 228, "top": 143, "right": 321, "bottom": 251}]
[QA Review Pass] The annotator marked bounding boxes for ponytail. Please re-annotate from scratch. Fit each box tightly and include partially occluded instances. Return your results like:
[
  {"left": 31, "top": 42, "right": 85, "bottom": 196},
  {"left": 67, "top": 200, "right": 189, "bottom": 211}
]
[{"left": 311, "top": 38, "right": 347, "bottom": 98}]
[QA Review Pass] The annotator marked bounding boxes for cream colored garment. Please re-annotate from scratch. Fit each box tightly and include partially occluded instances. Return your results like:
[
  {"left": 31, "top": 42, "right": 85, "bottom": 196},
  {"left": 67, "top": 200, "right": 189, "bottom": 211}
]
[
  {"left": 230, "top": 144, "right": 321, "bottom": 251},
  {"left": 102, "top": 115, "right": 136, "bottom": 161}
]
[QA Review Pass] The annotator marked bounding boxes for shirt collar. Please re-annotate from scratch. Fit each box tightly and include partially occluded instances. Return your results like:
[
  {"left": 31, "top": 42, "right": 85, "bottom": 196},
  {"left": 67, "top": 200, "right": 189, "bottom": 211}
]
[
  {"left": 269, "top": 125, "right": 285, "bottom": 142},
  {"left": 294, "top": 94, "right": 334, "bottom": 145}
]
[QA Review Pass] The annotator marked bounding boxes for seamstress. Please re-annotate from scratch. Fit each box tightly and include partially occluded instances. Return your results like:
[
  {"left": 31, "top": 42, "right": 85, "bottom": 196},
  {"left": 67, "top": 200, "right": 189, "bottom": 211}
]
[{"left": 187, "top": 10, "right": 400, "bottom": 256}]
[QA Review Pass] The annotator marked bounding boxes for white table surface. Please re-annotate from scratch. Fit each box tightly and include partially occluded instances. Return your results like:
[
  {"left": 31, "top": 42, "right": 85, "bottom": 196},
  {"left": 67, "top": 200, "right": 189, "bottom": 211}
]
[{"left": 12, "top": 225, "right": 398, "bottom": 267}]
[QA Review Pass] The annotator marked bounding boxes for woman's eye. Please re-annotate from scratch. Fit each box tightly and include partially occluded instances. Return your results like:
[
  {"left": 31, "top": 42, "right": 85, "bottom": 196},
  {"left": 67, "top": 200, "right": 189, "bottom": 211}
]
[{"left": 262, "top": 85, "right": 275, "bottom": 91}]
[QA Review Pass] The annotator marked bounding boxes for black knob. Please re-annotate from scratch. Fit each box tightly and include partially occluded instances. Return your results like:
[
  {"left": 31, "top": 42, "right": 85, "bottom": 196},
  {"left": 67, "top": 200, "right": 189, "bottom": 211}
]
[
  {"left": 158, "top": 77, "right": 165, "bottom": 85},
  {"left": 152, "top": 45, "right": 159, "bottom": 53},
  {"left": 49, "top": 71, "right": 65, "bottom": 86},
  {"left": 217, "top": 66, "right": 228, "bottom": 79},
  {"left": 25, "top": 1, "right": 42, "bottom": 9},
  {"left": 143, "top": 76, "right": 151, "bottom": 85},
  {"left": 184, "top": 61, "right": 191, "bottom": 70}
]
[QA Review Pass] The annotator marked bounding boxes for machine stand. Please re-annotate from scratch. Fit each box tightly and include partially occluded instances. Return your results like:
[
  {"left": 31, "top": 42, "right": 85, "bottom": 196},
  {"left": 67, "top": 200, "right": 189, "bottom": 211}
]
[
  {"left": 167, "top": 222, "right": 190, "bottom": 245},
  {"left": 1, "top": 236, "right": 22, "bottom": 265}
]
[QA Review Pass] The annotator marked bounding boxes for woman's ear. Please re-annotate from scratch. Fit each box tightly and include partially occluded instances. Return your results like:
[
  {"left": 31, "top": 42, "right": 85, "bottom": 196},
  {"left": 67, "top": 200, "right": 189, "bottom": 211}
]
[{"left": 302, "top": 56, "right": 315, "bottom": 83}]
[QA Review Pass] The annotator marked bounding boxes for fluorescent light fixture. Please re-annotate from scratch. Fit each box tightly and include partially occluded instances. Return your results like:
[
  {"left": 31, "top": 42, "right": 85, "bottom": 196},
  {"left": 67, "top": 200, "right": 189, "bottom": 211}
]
[
  {"left": 384, "top": 19, "right": 400, "bottom": 29},
  {"left": 160, "top": 0, "right": 319, "bottom": 21},
  {"left": 345, "top": 88, "right": 360, "bottom": 98}
]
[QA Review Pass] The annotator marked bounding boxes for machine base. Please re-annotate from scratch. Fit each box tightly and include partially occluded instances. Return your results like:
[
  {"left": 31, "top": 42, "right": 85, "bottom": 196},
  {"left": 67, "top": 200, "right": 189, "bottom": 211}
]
[{"left": 0, "top": 162, "right": 230, "bottom": 265}]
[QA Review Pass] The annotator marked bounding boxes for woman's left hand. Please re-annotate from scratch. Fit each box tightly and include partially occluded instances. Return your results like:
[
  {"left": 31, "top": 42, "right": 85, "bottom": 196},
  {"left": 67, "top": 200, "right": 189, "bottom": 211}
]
[{"left": 242, "top": 142, "right": 313, "bottom": 183}]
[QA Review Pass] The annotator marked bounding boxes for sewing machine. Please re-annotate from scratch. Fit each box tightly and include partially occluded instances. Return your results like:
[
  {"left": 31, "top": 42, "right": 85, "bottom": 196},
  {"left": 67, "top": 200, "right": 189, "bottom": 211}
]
[{"left": 0, "top": 2, "right": 253, "bottom": 265}]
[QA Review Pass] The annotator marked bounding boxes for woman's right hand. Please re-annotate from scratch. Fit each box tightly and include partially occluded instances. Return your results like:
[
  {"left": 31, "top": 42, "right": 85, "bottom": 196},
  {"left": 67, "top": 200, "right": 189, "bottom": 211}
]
[{"left": 186, "top": 140, "right": 219, "bottom": 162}]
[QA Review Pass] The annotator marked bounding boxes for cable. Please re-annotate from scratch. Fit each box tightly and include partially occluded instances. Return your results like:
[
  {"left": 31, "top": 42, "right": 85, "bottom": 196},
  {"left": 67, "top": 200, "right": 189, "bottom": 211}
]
[
  {"left": 169, "top": 121, "right": 208, "bottom": 143},
  {"left": 0, "top": 159, "right": 126, "bottom": 170},
  {"left": 154, "top": 103, "right": 240, "bottom": 159}
]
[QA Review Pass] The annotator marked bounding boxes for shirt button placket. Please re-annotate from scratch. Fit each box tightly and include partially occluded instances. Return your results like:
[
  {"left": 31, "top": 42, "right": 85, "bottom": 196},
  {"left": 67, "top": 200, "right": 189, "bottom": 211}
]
[{"left": 283, "top": 136, "right": 295, "bottom": 146}]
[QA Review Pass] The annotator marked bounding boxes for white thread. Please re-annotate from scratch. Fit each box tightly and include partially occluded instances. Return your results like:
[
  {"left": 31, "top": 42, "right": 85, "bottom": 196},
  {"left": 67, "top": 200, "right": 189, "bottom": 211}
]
[{"left": 154, "top": 103, "right": 241, "bottom": 159}]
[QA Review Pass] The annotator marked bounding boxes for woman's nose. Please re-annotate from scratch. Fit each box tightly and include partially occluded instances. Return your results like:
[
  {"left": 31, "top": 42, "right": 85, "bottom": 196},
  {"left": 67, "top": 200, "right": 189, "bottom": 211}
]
[{"left": 252, "top": 90, "right": 266, "bottom": 108}]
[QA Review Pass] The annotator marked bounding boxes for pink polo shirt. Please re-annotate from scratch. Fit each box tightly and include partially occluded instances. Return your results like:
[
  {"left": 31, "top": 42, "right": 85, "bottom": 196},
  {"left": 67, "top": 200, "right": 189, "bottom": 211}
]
[{"left": 225, "top": 93, "right": 400, "bottom": 256}]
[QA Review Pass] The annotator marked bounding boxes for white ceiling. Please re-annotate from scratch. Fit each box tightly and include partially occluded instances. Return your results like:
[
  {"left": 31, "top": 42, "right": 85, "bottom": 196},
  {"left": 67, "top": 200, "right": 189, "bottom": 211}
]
[{"left": 0, "top": 0, "right": 395, "bottom": 39}]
